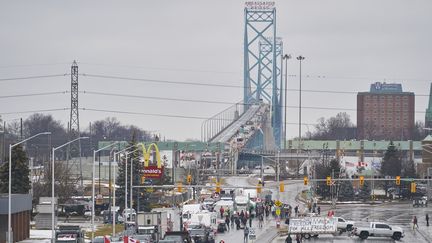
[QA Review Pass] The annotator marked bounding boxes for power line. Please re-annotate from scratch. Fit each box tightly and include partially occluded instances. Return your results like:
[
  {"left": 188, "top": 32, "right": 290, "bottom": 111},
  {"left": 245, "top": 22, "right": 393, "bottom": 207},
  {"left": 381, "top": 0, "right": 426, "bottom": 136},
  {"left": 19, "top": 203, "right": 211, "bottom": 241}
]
[
  {"left": 0, "top": 74, "right": 68, "bottom": 82},
  {"left": 79, "top": 107, "right": 318, "bottom": 126},
  {"left": 79, "top": 90, "right": 426, "bottom": 114},
  {"left": 0, "top": 63, "right": 70, "bottom": 69},
  {"left": 79, "top": 73, "right": 432, "bottom": 96},
  {"left": 80, "top": 73, "right": 241, "bottom": 88},
  {"left": 0, "top": 91, "right": 68, "bottom": 99},
  {"left": 78, "top": 62, "right": 239, "bottom": 75},
  {"left": 0, "top": 108, "right": 68, "bottom": 115}
]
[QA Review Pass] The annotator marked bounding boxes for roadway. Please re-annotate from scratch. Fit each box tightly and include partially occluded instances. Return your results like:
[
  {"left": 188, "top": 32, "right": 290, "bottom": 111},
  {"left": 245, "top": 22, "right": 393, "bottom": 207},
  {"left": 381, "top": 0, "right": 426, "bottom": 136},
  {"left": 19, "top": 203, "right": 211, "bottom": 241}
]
[
  {"left": 214, "top": 175, "right": 432, "bottom": 243},
  {"left": 215, "top": 175, "right": 306, "bottom": 243}
]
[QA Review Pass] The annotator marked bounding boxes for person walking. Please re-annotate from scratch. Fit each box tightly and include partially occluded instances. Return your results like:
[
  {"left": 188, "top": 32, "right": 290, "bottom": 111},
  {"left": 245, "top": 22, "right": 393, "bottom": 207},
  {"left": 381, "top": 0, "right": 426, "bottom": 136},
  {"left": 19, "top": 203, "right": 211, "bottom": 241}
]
[
  {"left": 413, "top": 216, "right": 419, "bottom": 230},
  {"left": 317, "top": 206, "right": 321, "bottom": 215},
  {"left": 243, "top": 226, "right": 249, "bottom": 243},
  {"left": 426, "top": 214, "right": 429, "bottom": 227},
  {"left": 220, "top": 207, "right": 225, "bottom": 219},
  {"left": 285, "top": 234, "right": 293, "bottom": 243},
  {"left": 225, "top": 215, "right": 230, "bottom": 231},
  {"left": 258, "top": 213, "right": 263, "bottom": 228},
  {"left": 295, "top": 233, "right": 302, "bottom": 243}
]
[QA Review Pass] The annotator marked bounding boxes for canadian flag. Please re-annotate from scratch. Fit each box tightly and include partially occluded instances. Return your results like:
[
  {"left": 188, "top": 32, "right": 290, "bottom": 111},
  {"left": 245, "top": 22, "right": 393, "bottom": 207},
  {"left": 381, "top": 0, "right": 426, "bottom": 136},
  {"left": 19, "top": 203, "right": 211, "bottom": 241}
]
[
  {"left": 124, "top": 236, "right": 139, "bottom": 243},
  {"left": 358, "top": 162, "right": 368, "bottom": 167},
  {"left": 103, "top": 236, "right": 111, "bottom": 243}
]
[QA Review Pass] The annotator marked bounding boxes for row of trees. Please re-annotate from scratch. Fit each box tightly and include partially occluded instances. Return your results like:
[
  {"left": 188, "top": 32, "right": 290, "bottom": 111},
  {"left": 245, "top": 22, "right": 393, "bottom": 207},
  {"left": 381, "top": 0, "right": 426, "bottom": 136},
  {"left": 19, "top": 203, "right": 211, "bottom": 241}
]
[
  {"left": 314, "top": 141, "right": 417, "bottom": 201},
  {"left": 306, "top": 112, "right": 427, "bottom": 141},
  {"left": 0, "top": 114, "right": 153, "bottom": 165}
]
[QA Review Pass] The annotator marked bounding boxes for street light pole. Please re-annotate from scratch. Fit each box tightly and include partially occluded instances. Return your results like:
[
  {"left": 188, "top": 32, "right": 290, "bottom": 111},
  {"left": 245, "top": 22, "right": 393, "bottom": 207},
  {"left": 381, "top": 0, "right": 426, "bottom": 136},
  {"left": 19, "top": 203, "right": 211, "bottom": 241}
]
[
  {"left": 296, "top": 56, "right": 305, "bottom": 149},
  {"left": 8, "top": 132, "right": 51, "bottom": 243},
  {"left": 283, "top": 54, "right": 291, "bottom": 150},
  {"left": 112, "top": 145, "right": 135, "bottom": 237},
  {"left": 92, "top": 142, "right": 119, "bottom": 241},
  {"left": 51, "top": 137, "right": 89, "bottom": 242}
]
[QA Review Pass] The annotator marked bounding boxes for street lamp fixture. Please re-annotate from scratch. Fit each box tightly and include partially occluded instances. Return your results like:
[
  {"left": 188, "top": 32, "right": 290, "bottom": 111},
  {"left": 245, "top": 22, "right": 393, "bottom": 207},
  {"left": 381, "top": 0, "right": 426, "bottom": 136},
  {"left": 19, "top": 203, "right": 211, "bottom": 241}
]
[
  {"left": 8, "top": 132, "right": 51, "bottom": 243},
  {"left": 51, "top": 137, "right": 89, "bottom": 242},
  {"left": 92, "top": 141, "right": 119, "bottom": 241}
]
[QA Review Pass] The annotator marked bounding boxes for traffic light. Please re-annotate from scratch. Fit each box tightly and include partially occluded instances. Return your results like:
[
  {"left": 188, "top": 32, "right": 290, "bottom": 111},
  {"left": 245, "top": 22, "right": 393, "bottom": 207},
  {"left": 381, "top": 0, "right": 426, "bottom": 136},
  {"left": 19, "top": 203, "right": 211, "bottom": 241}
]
[
  {"left": 187, "top": 174, "right": 192, "bottom": 184},
  {"left": 141, "top": 175, "right": 146, "bottom": 185},
  {"left": 257, "top": 184, "right": 262, "bottom": 193},
  {"left": 303, "top": 176, "right": 308, "bottom": 186},
  {"left": 396, "top": 176, "right": 401, "bottom": 185},
  {"left": 411, "top": 182, "right": 416, "bottom": 193},
  {"left": 216, "top": 182, "right": 221, "bottom": 193},
  {"left": 326, "top": 176, "right": 332, "bottom": 186},
  {"left": 177, "top": 182, "right": 183, "bottom": 192},
  {"left": 359, "top": 176, "right": 364, "bottom": 186},
  {"left": 279, "top": 182, "right": 285, "bottom": 192}
]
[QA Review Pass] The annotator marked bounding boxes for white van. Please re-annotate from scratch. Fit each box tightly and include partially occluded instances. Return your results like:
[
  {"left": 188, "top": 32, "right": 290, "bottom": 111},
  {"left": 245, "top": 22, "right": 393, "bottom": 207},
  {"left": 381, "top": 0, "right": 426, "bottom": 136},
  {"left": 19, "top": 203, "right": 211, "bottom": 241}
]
[{"left": 182, "top": 204, "right": 203, "bottom": 221}]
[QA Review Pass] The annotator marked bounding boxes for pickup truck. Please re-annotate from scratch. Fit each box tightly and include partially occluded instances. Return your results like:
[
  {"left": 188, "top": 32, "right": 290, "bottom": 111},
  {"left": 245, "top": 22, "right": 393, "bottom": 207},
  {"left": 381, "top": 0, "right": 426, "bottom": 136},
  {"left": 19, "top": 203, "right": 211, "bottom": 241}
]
[
  {"left": 353, "top": 222, "right": 404, "bottom": 240},
  {"left": 334, "top": 217, "right": 355, "bottom": 232}
]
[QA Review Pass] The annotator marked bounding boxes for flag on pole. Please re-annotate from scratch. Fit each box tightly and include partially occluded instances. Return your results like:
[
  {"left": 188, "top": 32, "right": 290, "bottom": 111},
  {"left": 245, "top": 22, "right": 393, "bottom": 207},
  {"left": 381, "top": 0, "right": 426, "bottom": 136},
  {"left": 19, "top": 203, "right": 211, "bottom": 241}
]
[{"left": 123, "top": 236, "right": 139, "bottom": 243}]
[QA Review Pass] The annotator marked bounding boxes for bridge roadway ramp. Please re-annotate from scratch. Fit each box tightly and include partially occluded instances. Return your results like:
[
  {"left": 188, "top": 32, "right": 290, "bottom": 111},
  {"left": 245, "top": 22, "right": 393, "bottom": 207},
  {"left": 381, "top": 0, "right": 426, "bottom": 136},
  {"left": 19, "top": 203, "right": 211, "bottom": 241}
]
[{"left": 209, "top": 104, "right": 264, "bottom": 144}]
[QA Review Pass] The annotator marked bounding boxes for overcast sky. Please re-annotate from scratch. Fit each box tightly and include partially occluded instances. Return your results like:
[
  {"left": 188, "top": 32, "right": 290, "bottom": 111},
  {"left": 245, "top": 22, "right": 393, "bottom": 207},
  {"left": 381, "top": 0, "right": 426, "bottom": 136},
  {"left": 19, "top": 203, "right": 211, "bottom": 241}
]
[{"left": 1, "top": 0, "right": 431, "bottom": 141}]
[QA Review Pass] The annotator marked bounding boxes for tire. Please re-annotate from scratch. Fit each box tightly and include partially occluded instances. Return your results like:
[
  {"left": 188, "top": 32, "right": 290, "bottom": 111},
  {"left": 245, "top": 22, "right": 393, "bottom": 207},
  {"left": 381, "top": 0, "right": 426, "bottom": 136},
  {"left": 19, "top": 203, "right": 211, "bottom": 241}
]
[
  {"left": 392, "top": 232, "right": 401, "bottom": 241},
  {"left": 347, "top": 225, "right": 353, "bottom": 231},
  {"left": 303, "top": 233, "right": 311, "bottom": 239},
  {"left": 359, "top": 231, "right": 369, "bottom": 240}
]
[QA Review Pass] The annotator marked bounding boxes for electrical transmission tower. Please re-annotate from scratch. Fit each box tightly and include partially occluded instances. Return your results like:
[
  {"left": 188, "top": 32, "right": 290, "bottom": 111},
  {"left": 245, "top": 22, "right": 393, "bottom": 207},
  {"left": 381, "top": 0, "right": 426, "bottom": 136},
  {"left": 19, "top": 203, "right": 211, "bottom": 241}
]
[{"left": 67, "top": 60, "right": 83, "bottom": 186}]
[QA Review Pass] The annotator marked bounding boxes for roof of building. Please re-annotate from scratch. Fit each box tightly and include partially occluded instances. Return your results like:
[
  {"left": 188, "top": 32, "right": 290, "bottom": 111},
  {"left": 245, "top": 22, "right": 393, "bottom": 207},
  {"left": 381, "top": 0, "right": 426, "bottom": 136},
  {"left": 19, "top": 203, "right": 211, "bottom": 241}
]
[
  {"left": 0, "top": 194, "right": 32, "bottom": 214},
  {"left": 357, "top": 82, "right": 414, "bottom": 95}
]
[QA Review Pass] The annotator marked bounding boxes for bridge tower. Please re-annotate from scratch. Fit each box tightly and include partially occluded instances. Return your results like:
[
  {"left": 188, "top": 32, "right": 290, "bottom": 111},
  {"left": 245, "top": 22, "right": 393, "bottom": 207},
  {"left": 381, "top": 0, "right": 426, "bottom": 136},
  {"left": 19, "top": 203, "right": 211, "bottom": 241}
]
[
  {"left": 67, "top": 60, "right": 83, "bottom": 186},
  {"left": 243, "top": 2, "right": 283, "bottom": 147}
]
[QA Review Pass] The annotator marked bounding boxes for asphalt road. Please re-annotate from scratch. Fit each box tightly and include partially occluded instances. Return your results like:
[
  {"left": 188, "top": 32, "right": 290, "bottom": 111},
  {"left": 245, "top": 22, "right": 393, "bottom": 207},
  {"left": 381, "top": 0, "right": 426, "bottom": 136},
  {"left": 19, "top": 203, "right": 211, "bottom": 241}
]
[
  {"left": 215, "top": 176, "right": 306, "bottom": 243},
  {"left": 215, "top": 176, "right": 432, "bottom": 243}
]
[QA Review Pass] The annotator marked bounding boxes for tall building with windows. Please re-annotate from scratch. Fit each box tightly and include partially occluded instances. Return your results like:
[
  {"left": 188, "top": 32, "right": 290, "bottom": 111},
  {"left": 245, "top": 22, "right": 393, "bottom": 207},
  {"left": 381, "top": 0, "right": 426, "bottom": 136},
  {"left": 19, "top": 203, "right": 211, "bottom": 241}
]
[{"left": 357, "top": 82, "right": 415, "bottom": 140}]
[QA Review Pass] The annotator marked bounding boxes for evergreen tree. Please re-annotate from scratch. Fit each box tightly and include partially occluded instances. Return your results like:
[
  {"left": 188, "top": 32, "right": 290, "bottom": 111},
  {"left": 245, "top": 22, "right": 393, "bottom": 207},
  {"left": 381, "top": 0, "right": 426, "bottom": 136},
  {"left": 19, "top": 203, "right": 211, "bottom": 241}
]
[
  {"left": 402, "top": 160, "right": 417, "bottom": 178},
  {"left": 0, "top": 144, "right": 31, "bottom": 193},
  {"left": 315, "top": 158, "right": 342, "bottom": 199},
  {"left": 380, "top": 141, "right": 402, "bottom": 177},
  {"left": 358, "top": 181, "right": 371, "bottom": 201},
  {"left": 338, "top": 181, "right": 355, "bottom": 201}
]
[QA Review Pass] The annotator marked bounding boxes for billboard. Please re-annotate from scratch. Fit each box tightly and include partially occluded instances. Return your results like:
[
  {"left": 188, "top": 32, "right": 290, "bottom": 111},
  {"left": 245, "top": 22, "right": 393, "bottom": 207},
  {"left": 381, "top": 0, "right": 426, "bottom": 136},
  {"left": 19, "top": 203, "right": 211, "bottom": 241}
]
[
  {"left": 160, "top": 150, "right": 173, "bottom": 169},
  {"left": 143, "top": 166, "right": 164, "bottom": 179}
]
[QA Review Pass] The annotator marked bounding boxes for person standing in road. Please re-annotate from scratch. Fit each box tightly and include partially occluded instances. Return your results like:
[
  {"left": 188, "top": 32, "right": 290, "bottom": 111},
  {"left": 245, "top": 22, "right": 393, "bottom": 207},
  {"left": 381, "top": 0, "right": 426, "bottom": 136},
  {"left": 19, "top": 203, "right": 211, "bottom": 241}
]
[
  {"left": 295, "top": 233, "right": 302, "bottom": 243},
  {"left": 225, "top": 215, "right": 230, "bottom": 231},
  {"left": 413, "top": 216, "right": 419, "bottom": 230},
  {"left": 220, "top": 207, "right": 225, "bottom": 219},
  {"left": 426, "top": 214, "right": 429, "bottom": 227},
  {"left": 285, "top": 234, "right": 292, "bottom": 243},
  {"left": 244, "top": 226, "right": 249, "bottom": 243},
  {"left": 317, "top": 206, "right": 321, "bottom": 215}
]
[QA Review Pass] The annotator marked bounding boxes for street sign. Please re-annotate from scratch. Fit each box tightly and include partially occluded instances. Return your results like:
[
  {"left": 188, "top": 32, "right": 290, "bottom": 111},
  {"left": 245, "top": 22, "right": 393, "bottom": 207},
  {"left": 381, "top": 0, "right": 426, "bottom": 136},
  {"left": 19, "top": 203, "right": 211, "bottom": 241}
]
[
  {"left": 276, "top": 208, "right": 281, "bottom": 216},
  {"left": 249, "top": 228, "right": 256, "bottom": 240}
]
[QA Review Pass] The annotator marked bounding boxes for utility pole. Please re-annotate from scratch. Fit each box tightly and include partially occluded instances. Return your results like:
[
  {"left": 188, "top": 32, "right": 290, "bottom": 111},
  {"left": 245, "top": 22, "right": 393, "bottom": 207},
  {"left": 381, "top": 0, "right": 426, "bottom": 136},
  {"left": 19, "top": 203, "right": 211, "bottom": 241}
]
[{"left": 283, "top": 54, "right": 291, "bottom": 149}]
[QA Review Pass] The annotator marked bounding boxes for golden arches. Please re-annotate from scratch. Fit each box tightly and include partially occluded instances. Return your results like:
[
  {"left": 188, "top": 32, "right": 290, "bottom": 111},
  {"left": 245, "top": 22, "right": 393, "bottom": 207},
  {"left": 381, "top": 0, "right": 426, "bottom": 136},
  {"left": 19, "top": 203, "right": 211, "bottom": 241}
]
[{"left": 137, "top": 143, "right": 162, "bottom": 168}]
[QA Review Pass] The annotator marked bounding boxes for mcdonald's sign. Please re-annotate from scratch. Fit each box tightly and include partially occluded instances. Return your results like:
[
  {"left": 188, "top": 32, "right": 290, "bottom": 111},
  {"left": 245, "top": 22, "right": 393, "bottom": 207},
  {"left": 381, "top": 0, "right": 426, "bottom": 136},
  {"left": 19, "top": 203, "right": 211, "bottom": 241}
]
[
  {"left": 143, "top": 165, "right": 164, "bottom": 179},
  {"left": 137, "top": 143, "right": 162, "bottom": 168}
]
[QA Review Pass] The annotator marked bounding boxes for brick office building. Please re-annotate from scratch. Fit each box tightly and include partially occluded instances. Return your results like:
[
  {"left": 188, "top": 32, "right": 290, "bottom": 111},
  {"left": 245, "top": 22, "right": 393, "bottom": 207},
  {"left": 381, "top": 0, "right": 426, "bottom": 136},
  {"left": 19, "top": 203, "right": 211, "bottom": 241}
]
[{"left": 357, "top": 82, "right": 415, "bottom": 140}]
